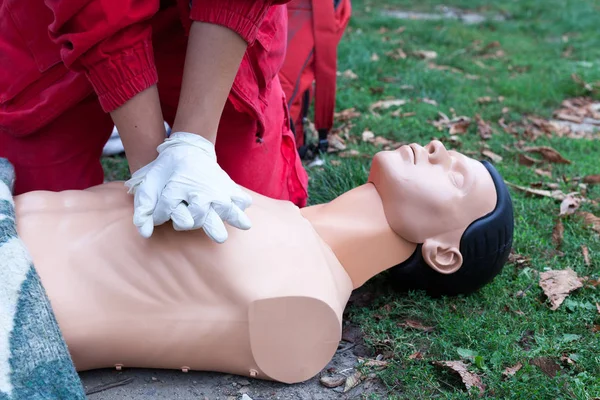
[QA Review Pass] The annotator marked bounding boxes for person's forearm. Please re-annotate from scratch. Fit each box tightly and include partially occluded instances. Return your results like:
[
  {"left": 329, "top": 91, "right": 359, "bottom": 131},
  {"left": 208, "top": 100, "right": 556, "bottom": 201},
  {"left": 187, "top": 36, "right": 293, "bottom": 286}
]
[
  {"left": 171, "top": 21, "right": 248, "bottom": 144},
  {"left": 109, "top": 85, "right": 166, "bottom": 173}
]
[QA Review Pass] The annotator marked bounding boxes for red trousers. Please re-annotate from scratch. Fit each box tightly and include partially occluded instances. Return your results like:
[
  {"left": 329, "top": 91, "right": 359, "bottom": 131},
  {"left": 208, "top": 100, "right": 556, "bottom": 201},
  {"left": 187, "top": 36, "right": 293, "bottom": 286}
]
[{"left": 0, "top": 9, "right": 308, "bottom": 207}]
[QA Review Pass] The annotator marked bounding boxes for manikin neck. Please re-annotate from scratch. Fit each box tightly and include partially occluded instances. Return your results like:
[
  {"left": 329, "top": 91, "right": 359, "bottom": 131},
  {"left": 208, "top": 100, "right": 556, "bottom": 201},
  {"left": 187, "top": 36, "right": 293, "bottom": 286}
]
[{"left": 300, "top": 183, "right": 417, "bottom": 289}]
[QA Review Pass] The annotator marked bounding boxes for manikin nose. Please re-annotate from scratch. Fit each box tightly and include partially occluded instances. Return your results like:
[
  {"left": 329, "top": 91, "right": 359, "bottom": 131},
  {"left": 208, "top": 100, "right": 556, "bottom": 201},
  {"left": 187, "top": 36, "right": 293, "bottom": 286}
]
[{"left": 425, "top": 140, "right": 451, "bottom": 167}]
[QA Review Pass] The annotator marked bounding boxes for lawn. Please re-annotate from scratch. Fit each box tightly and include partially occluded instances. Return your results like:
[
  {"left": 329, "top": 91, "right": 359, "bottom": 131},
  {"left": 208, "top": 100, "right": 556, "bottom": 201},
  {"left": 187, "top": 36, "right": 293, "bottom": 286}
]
[{"left": 102, "top": 1, "right": 600, "bottom": 398}]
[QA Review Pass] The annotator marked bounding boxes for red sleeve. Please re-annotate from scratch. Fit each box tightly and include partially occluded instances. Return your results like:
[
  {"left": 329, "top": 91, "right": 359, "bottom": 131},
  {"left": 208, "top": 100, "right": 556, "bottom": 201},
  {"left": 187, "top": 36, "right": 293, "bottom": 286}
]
[
  {"left": 45, "top": 0, "right": 160, "bottom": 112},
  {"left": 189, "top": 0, "right": 290, "bottom": 45}
]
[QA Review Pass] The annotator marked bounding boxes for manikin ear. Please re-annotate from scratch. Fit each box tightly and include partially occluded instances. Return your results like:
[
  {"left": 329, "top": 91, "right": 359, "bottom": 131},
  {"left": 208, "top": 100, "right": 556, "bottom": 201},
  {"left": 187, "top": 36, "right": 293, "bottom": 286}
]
[{"left": 422, "top": 239, "right": 463, "bottom": 275}]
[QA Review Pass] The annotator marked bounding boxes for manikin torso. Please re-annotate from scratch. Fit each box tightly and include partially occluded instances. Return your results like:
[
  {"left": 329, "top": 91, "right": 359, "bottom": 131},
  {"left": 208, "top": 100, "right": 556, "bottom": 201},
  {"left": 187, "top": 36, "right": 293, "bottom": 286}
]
[
  {"left": 11, "top": 140, "right": 498, "bottom": 384},
  {"left": 14, "top": 183, "right": 354, "bottom": 384}
]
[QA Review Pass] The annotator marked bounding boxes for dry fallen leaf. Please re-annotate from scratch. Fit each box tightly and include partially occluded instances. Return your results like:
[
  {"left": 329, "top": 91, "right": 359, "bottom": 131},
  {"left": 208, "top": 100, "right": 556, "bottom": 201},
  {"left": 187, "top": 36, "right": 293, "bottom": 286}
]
[
  {"left": 386, "top": 48, "right": 407, "bottom": 60},
  {"left": 552, "top": 219, "right": 564, "bottom": 248},
  {"left": 535, "top": 168, "right": 553, "bottom": 178},
  {"left": 539, "top": 268, "right": 585, "bottom": 310},
  {"left": 320, "top": 375, "right": 346, "bottom": 388},
  {"left": 502, "top": 362, "right": 523, "bottom": 379},
  {"left": 583, "top": 175, "right": 600, "bottom": 184},
  {"left": 476, "top": 115, "right": 493, "bottom": 140},
  {"left": 596, "top": 302, "right": 600, "bottom": 315},
  {"left": 481, "top": 150, "right": 503, "bottom": 163},
  {"left": 518, "top": 153, "right": 539, "bottom": 166},
  {"left": 370, "top": 53, "right": 380, "bottom": 62},
  {"left": 529, "top": 357, "right": 561, "bottom": 378},
  {"left": 327, "top": 133, "right": 347, "bottom": 152},
  {"left": 334, "top": 108, "right": 361, "bottom": 122},
  {"left": 559, "top": 194, "right": 582, "bottom": 216},
  {"left": 433, "top": 361, "right": 485, "bottom": 396},
  {"left": 338, "top": 149, "right": 361, "bottom": 158},
  {"left": 413, "top": 50, "right": 437, "bottom": 59},
  {"left": 343, "top": 370, "right": 364, "bottom": 393},
  {"left": 339, "top": 69, "right": 358, "bottom": 79},
  {"left": 477, "top": 96, "right": 493, "bottom": 104},
  {"left": 360, "top": 359, "right": 389, "bottom": 370},
  {"left": 524, "top": 146, "right": 571, "bottom": 164},
  {"left": 369, "top": 99, "right": 407, "bottom": 112},
  {"left": 504, "top": 182, "right": 569, "bottom": 201},
  {"left": 421, "top": 98, "right": 438, "bottom": 106},
  {"left": 409, "top": 351, "right": 423, "bottom": 360},
  {"left": 578, "top": 212, "right": 600, "bottom": 233},
  {"left": 400, "top": 319, "right": 435, "bottom": 333},
  {"left": 361, "top": 130, "right": 375, "bottom": 142},
  {"left": 582, "top": 245, "right": 590, "bottom": 266}
]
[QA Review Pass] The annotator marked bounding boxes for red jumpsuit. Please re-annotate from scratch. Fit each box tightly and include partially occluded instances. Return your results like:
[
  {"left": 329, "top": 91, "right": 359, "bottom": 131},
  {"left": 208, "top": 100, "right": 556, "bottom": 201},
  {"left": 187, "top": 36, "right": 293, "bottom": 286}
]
[{"left": 0, "top": 0, "right": 309, "bottom": 206}]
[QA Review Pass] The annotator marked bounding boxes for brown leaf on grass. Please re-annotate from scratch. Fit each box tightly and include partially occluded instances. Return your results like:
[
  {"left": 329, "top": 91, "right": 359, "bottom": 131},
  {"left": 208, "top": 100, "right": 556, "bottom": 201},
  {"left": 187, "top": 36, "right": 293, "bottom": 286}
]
[
  {"left": 559, "top": 194, "right": 582, "bottom": 216},
  {"left": 433, "top": 361, "right": 485, "bottom": 396},
  {"left": 552, "top": 219, "right": 564, "bottom": 248},
  {"left": 571, "top": 73, "right": 596, "bottom": 92},
  {"left": 476, "top": 115, "right": 493, "bottom": 140},
  {"left": 386, "top": 48, "right": 407, "bottom": 60},
  {"left": 409, "top": 351, "right": 423, "bottom": 360},
  {"left": 400, "top": 319, "right": 435, "bottom": 333},
  {"left": 539, "top": 268, "right": 585, "bottom": 310},
  {"left": 339, "top": 69, "right": 358, "bottom": 79},
  {"left": 320, "top": 375, "right": 346, "bottom": 388},
  {"left": 427, "top": 63, "right": 464, "bottom": 75},
  {"left": 380, "top": 76, "right": 399, "bottom": 83},
  {"left": 369, "top": 99, "right": 407, "bottom": 112},
  {"left": 582, "top": 245, "right": 590, "bottom": 266},
  {"left": 481, "top": 150, "right": 502, "bottom": 163},
  {"left": 518, "top": 154, "right": 539, "bottom": 166},
  {"left": 413, "top": 50, "right": 437, "bottom": 59},
  {"left": 596, "top": 302, "right": 600, "bottom": 314},
  {"left": 327, "top": 133, "right": 347, "bottom": 152},
  {"left": 502, "top": 362, "right": 523, "bottom": 379},
  {"left": 338, "top": 149, "right": 361, "bottom": 158},
  {"left": 529, "top": 357, "right": 561, "bottom": 378},
  {"left": 534, "top": 168, "right": 553, "bottom": 178},
  {"left": 592, "top": 325, "right": 600, "bottom": 333},
  {"left": 508, "top": 252, "right": 531, "bottom": 267},
  {"left": 583, "top": 175, "right": 600, "bottom": 184},
  {"left": 421, "top": 98, "right": 438, "bottom": 106},
  {"left": 343, "top": 370, "right": 364, "bottom": 393},
  {"left": 578, "top": 212, "right": 600, "bottom": 233},
  {"left": 361, "top": 130, "right": 375, "bottom": 142},
  {"left": 505, "top": 182, "right": 569, "bottom": 201},
  {"left": 334, "top": 108, "right": 361, "bottom": 122},
  {"left": 524, "top": 146, "right": 571, "bottom": 164},
  {"left": 372, "top": 136, "right": 394, "bottom": 147},
  {"left": 432, "top": 113, "right": 471, "bottom": 134},
  {"left": 391, "top": 110, "right": 416, "bottom": 118},
  {"left": 498, "top": 118, "right": 517, "bottom": 135},
  {"left": 360, "top": 359, "right": 389, "bottom": 370},
  {"left": 370, "top": 53, "right": 380, "bottom": 62}
]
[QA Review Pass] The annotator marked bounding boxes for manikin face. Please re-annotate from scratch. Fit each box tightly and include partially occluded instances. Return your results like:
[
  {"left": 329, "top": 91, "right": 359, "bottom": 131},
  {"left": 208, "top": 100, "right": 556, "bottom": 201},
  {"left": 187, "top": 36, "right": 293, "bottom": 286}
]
[{"left": 368, "top": 140, "right": 497, "bottom": 274}]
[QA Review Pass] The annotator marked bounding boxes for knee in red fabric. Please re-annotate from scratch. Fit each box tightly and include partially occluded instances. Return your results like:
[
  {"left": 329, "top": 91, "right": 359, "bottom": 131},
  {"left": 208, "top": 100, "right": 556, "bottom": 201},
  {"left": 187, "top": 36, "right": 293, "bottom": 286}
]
[{"left": 0, "top": 96, "right": 114, "bottom": 194}]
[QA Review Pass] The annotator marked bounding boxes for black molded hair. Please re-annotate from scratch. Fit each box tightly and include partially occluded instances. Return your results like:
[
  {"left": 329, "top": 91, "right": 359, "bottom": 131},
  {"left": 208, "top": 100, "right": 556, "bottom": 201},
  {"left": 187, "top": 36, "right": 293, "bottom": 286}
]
[{"left": 389, "top": 161, "right": 514, "bottom": 297}]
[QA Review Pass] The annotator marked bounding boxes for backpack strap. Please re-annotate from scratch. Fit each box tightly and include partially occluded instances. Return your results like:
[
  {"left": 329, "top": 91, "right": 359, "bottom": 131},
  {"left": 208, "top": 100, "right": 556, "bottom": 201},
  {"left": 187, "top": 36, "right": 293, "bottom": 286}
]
[{"left": 311, "top": 0, "right": 338, "bottom": 154}]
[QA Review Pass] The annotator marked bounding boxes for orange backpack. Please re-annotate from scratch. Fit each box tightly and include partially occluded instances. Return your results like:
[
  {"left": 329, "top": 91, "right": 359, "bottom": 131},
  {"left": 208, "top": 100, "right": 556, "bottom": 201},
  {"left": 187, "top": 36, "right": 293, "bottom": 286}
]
[{"left": 279, "top": 0, "right": 352, "bottom": 159}]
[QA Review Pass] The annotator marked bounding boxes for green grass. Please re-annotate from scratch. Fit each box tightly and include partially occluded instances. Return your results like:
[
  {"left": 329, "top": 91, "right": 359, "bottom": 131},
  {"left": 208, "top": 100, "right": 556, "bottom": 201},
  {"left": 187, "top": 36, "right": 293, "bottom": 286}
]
[
  {"left": 102, "top": 1, "right": 600, "bottom": 398},
  {"left": 308, "top": 0, "right": 600, "bottom": 398}
]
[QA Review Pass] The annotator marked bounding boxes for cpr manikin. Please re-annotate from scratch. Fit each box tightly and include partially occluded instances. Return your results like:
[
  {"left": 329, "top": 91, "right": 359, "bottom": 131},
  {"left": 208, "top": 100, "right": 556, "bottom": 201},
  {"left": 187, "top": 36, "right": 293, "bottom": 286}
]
[{"left": 13, "top": 140, "right": 514, "bottom": 384}]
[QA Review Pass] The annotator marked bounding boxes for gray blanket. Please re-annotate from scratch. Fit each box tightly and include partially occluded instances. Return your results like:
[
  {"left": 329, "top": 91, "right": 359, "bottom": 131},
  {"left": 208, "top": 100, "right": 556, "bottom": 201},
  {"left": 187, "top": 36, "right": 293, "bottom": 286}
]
[{"left": 0, "top": 159, "right": 85, "bottom": 399}]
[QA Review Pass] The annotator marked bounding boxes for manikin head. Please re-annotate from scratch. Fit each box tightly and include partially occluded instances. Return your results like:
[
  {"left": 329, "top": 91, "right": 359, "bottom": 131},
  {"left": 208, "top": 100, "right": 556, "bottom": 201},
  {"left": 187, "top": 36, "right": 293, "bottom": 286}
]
[{"left": 368, "top": 140, "right": 514, "bottom": 296}]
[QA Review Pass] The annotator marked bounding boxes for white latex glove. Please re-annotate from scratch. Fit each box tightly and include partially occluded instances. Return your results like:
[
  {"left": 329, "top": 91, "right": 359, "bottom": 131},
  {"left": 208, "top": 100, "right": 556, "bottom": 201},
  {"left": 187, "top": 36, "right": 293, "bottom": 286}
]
[{"left": 124, "top": 131, "right": 252, "bottom": 243}]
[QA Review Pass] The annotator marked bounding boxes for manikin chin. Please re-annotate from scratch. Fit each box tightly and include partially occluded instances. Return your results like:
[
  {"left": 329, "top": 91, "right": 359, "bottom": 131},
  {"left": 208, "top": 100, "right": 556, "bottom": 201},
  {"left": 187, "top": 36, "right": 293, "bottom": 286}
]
[{"left": 13, "top": 140, "right": 514, "bottom": 384}]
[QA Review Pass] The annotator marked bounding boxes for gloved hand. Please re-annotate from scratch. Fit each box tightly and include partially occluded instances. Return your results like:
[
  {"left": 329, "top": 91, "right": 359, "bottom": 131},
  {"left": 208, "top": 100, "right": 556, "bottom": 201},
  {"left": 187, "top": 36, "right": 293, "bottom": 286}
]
[{"left": 124, "top": 132, "right": 252, "bottom": 243}]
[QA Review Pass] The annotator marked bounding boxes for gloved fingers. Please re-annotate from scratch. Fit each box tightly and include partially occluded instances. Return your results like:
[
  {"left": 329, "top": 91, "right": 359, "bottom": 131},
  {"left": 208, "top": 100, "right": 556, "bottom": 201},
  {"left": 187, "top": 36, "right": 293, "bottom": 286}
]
[
  {"left": 153, "top": 185, "right": 186, "bottom": 226},
  {"left": 135, "top": 215, "right": 155, "bottom": 239},
  {"left": 132, "top": 166, "right": 170, "bottom": 226},
  {"left": 171, "top": 202, "right": 195, "bottom": 231},
  {"left": 229, "top": 185, "right": 253, "bottom": 211},
  {"left": 202, "top": 207, "right": 229, "bottom": 244},
  {"left": 185, "top": 193, "right": 212, "bottom": 230},
  {"left": 222, "top": 203, "right": 252, "bottom": 230}
]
